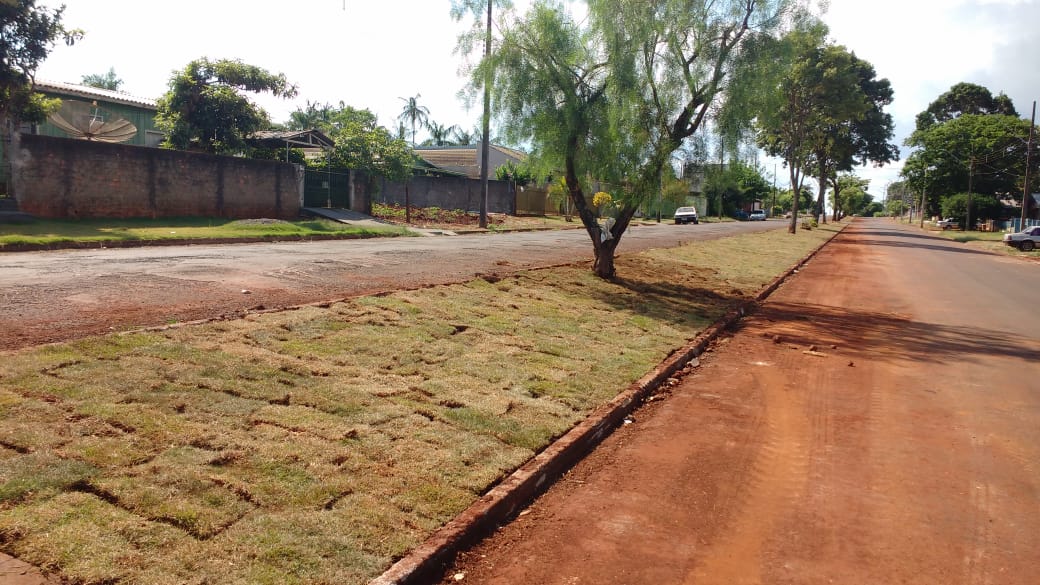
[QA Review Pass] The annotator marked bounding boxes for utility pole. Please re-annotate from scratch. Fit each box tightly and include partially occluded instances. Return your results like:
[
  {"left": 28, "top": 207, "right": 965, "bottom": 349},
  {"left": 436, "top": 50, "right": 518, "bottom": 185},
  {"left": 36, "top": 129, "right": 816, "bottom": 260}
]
[
  {"left": 1022, "top": 100, "right": 1036, "bottom": 230},
  {"left": 478, "top": 0, "right": 492, "bottom": 229}
]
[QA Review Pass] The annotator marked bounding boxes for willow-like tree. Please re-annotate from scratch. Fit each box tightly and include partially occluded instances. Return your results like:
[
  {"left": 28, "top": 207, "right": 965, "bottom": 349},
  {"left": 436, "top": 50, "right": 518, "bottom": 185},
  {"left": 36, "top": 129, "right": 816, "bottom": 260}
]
[
  {"left": 485, "top": 0, "right": 789, "bottom": 278},
  {"left": 156, "top": 58, "right": 296, "bottom": 154}
]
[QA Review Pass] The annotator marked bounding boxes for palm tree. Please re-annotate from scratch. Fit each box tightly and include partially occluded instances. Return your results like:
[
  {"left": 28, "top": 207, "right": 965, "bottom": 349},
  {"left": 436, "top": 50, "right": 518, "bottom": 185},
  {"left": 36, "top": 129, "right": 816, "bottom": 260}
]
[
  {"left": 398, "top": 94, "right": 430, "bottom": 147},
  {"left": 452, "top": 127, "right": 477, "bottom": 145},
  {"left": 425, "top": 121, "right": 459, "bottom": 146}
]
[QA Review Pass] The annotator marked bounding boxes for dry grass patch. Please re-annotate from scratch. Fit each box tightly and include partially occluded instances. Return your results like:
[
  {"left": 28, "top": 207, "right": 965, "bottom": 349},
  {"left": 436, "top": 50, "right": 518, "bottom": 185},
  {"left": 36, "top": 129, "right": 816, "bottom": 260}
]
[{"left": 0, "top": 225, "right": 836, "bottom": 584}]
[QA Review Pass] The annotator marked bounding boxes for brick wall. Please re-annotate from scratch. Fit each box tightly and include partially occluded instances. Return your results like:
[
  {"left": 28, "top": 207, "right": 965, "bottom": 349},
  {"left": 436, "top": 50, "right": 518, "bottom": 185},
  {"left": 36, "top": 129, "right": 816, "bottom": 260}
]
[
  {"left": 12, "top": 134, "right": 303, "bottom": 219},
  {"left": 374, "top": 175, "right": 516, "bottom": 215}
]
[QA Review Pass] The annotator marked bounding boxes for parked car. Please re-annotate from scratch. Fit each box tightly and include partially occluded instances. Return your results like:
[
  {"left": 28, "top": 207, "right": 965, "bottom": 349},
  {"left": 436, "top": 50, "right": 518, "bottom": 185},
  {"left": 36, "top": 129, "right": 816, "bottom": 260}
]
[
  {"left": 936, "top": 218, "right": 959, "bottom": 230},
  {"left": 673, "top": 206, "right": 699, "bottom": 224},
  {"left": 749, "top": 210, "right": 767, "bottom": 221},
  {"left": 1002, "top": 225, "right": 1040, "bottom": 251},
  {"left": 733, "top": 210, "right": 749, "bottom": 221}
]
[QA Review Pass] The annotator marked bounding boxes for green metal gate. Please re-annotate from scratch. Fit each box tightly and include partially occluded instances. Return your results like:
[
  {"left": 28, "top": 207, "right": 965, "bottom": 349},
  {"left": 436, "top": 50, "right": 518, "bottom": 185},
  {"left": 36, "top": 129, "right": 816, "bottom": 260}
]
[{"left": 303, "top": 168, "right": 352, "bottom": 208}]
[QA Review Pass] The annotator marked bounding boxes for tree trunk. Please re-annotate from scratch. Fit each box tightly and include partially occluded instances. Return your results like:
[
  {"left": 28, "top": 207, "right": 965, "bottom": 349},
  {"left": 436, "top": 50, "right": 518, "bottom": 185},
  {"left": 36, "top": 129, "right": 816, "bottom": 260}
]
[
  {"left": 816, "top": 170, "right": 827, "bottom": 224},
  {"left": 593, "top": 238, "right": 618, "bottom": 279},
  {"left": 788, "top": 165, "right": 800, "bottom": 234}
]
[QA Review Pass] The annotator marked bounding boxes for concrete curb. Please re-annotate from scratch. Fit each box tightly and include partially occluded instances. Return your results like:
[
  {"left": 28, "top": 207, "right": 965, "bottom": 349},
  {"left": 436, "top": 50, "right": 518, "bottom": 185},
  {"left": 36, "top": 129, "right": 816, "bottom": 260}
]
[{"left": 369, "top": 221, "right": 848, "bottom": 585}]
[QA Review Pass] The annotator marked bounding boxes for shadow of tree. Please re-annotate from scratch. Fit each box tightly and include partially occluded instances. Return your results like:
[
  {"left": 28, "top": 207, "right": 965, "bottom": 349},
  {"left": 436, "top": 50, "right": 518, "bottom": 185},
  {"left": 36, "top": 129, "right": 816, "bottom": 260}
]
[{"left": 751, "top": 301, "right": 1040, "bottom": 365}]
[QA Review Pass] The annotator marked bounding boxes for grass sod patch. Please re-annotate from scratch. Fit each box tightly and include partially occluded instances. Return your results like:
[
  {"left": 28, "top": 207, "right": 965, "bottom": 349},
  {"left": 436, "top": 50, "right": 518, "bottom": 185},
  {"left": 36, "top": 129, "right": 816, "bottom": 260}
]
[
  {"left": 0, "top": 223, "right": 838, "bottom": 584},
  {"left": 0, "top": 217, "right": 412, "bottom": 247}
]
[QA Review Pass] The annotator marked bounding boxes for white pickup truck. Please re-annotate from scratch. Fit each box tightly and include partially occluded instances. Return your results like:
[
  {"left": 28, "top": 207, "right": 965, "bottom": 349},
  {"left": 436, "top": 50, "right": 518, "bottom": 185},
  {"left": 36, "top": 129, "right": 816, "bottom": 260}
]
[{"left": 1003, "top": 225, "right": 1040, "bottom": 252}]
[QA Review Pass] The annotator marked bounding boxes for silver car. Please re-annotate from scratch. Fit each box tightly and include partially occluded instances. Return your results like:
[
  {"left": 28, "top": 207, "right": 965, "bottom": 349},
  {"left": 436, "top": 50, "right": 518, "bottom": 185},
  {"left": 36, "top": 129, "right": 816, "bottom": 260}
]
[{"left": 674, "top": 206, "right": 699, "bottom": 224}]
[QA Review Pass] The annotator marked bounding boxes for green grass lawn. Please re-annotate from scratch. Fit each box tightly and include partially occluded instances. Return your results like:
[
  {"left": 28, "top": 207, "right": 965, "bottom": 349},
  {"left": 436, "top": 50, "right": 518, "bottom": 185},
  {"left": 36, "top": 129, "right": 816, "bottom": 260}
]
[
  {"left": 0, "top": 224, "right": 841, "bottom": 584},
  {"left": 0, "top": 217, "right": 413, "bottom": 248}
]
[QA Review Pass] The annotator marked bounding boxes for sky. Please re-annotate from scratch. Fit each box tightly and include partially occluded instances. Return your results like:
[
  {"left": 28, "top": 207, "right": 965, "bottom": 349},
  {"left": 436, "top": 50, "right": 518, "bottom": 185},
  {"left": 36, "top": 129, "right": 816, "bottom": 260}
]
[{"left": 35, "top": 0, "right": 1040, "bottom": 198}]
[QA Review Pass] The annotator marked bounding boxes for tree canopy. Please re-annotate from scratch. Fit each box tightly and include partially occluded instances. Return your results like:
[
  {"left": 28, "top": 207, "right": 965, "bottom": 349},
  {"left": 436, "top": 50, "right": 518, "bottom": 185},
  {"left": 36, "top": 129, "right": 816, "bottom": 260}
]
[
  {"left": 757, "top": 27, "right": 896, "bottom": 232},
  {"left": 0, "top": 0, "right": 81, "bottom": 127},
  {"left": 486, "top": 0, "right": 788, "bottom": 278},
  {"left": 155, "top": 58, "right": 296, "bottom": 154},
  {"left": 902, "top": 112, "right": 1032, "bottom": 223},
  {"left": 914, "top": 82, "right": 1018, "bottom": 133},
  {"left": 902, "top": 83, "right": 1036, "bottom": 223},
  {"left": 286, "top": 101, "right": 413, "bottom": 181}
]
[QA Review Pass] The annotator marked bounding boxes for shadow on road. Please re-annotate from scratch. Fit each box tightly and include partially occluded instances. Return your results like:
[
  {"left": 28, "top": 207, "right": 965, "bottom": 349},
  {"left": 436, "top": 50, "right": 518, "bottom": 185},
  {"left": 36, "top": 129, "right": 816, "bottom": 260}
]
[
  {"left": 835, "top": 238, "right": 996, "bottom": 256},
  {"left": 752, "top": 301, "right": 1040, "bottom": 365}
]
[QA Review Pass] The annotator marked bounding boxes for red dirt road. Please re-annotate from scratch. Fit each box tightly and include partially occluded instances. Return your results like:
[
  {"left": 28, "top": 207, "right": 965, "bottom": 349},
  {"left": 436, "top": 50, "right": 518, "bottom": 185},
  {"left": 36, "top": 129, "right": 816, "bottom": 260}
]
[{"left": 441, "top": 218, "right": 1040, "bottom": 585}]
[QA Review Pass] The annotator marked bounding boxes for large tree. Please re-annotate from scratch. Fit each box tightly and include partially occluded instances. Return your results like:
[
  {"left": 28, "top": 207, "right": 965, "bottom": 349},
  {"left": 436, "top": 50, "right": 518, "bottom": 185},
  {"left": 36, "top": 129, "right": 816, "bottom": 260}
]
[
  {"left": 0, "top": 0, "right": 81, "bottom": 191},
  {"left": 155, "top": 58, "right": 296, "bottom": 154},
  {"left": 914, "top": 82, "right": 1017, "bottom": 133},
  {"left": 758, "top": 28, "right": 896, "bottom": 232},
  {"left": 487, "top": 0, "right": 788, "bottom": 278},
  {"left": 903, "top": 113, "right": 1032, "bottom": 228},
  {"left": 755, "top": 26, "right": 824, "bottom": 233},
  {"left": 813, "top": 48, "right": 897, "bottom": 222},
  {"left": 286, "top": 101, "right": 412, "bottom": 181}
]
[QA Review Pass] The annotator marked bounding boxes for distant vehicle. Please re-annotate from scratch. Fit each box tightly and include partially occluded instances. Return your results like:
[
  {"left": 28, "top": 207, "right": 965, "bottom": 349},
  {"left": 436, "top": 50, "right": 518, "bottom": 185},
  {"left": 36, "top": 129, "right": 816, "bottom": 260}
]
[
  {"left": 749, "top": 210, "right": 767, "bottom": 221},
  {"left": 936, "top": 218, "right": 959, "bottom": 230},
  {"left": 733, "top": 210, "right": 750, "bottom": 221},
  {"left": 674, "top": 206, "right": 699, "bottom": 224},
  {"left": 1002, "top": 225, "right": 1040, "bottom": 251}
]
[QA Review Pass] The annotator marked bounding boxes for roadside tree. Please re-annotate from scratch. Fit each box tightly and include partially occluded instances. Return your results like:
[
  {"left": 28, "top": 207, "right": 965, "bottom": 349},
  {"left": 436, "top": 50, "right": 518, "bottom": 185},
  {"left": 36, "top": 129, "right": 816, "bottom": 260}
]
[
  {"left": 914, "top": 82, "right": 1017, "bottom": 133},
  {"left": 486, "top": 0, "right": 789, "bottom": 278},
  {"left": 758, "top": 29, "right": 896, "bottom": 231},
  {"left": 903, "top": 113, "right": 1032, "bottom": 228},
  {"left": 155, "top": 58, "right": 296, "bottom": 154}
]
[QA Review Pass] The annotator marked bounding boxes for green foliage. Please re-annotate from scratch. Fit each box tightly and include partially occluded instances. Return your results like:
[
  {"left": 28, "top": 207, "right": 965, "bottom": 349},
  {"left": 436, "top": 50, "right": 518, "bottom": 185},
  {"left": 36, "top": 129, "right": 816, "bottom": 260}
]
[
  {"left": 757, "top": 26, "right": 897, "bottom": 226},
  {"left": 397, "top": 94, "right": 429, "bottom": 146},
  {"left": 903, "top": 113, "right": 1033, "bottom": 200},
  {"left": 703, "top": 161, "right": 771, "bottom": 217},
  {"left": 939, "top": 193, "right": 1006, "bottom": 225},
  {"left": 863, "top": 201, "right": 884, "bottom": 217},
  {"left": 494, "top": 160, "right": 533, "bottom": 186},
  {"left": 288, "top": 102, "right": 413, "bottom": 181},
  {"left": 80, "top": 67, "right": 122, "bottom": 91},
  {"left": 155, "top": 58, "right": 296, "bottom": 154},
  {"left": 486, "top": 0, "right": 788, "bottom": 277},
  {"left": 830, "top": 173, "right": 872, "bottom": 218},
  {"left": 0, "top": 0, "right": 81, "bottom": 125},
  {"left": 914, "top": 82, "right": 1018, "bottom": 133},
  {"left": 423, "top": 121, "right": 458, "bottom": 146}
]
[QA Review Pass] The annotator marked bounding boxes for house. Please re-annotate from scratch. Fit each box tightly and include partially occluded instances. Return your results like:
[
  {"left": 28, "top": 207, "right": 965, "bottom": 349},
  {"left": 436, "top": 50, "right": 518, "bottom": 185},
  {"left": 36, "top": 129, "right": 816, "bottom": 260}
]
[
  {"left": 27, "top": 80, "right": 162, "bottom": 147},
  {"left": 413, "top": 143, "right": 526, "bottom": 179}
]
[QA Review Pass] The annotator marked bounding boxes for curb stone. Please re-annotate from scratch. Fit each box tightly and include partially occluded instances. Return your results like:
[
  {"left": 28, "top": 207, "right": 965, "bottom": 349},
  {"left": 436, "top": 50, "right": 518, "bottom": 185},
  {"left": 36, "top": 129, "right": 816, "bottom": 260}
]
[{"left": 369, "top": 221, "right": 848, "bottom": 585}]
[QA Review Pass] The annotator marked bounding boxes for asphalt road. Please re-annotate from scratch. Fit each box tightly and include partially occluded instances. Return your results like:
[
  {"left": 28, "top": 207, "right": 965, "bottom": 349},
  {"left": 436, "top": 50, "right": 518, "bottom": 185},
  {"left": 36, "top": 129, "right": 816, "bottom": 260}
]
[
  {"left": 439, "top": 218, "right": 1040, "bottom": 584},
  {"left": 0, "top": 219, "right": 782, "bottom": 349}
]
